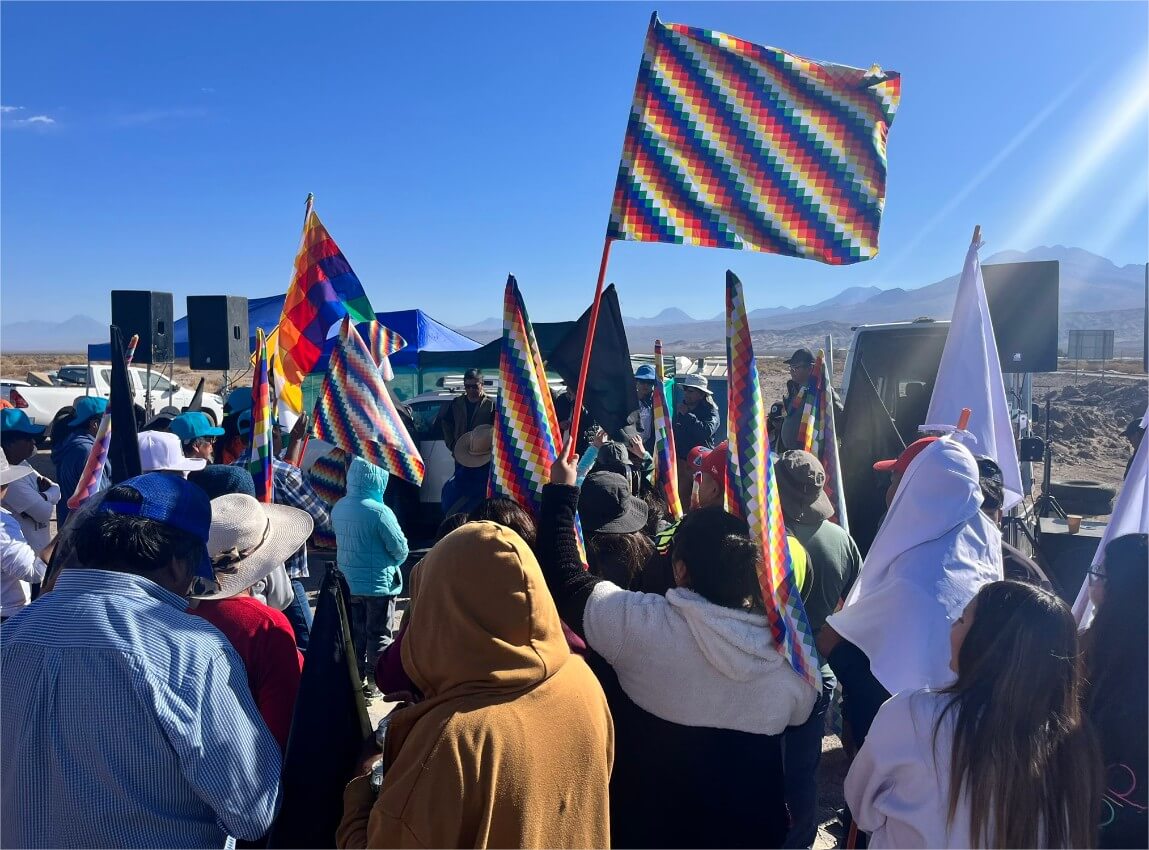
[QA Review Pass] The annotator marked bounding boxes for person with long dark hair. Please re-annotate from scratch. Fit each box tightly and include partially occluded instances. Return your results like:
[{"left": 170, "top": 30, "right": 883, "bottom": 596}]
[
  {"left": 846, "top": 579, "right": 1103, "bottom": 848},
  {"left": 1083, "top": 532, "right": 1149, "bottom": 849}
]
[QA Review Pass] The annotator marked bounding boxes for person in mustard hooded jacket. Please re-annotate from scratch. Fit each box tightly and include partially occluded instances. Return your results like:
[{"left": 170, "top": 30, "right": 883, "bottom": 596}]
[{"left": 337, "top": 521, "right": 614, "bottom": 849}]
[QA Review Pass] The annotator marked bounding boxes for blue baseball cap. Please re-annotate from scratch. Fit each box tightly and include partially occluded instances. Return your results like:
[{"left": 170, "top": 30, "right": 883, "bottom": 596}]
[
  {"left": 68, "top": 396, "right": 109, "bottom": 427},
  {"left": 224, "top": 387, "right": 253, "bottom": 415},
  {"left": 97, "top": 473, "right": 219, "bottom": 594},
  {"left": 170, "top": 412, "right": 225, "bottom": 445},
  {"left": 634, "top": 364, "right": 657, "bottom": 382},
  {"left": 0, "top": 408, "right": 45, "bottom": 436}
]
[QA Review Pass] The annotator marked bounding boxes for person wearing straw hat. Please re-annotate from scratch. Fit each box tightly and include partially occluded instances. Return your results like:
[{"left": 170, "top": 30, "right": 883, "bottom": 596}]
[
  {"left": 1, "top": 408, "right": 60, "bottom": 556},
  {"left": 441, "top": 423, "right": 493, "bottom": 516},
  {"left": 673, "top": 373, "right": 720, "bottom": 502},
  {"left": 0, "top": 452, "right": 52, "bottom": 621},
  {"left": 52, "top": 395, "right": 110, "bottom": 526},
  {"left": 775, "top": 449, "right": 861, "bottom": 849},
  {"left": 190, "top": 493, "right": 313, "bottom": 751},
  {"left": 0, "top": 474, "right": 282, "bottom": 848},
  {"left": 219, "top": 409, "right": 334, "bottom": 652}
]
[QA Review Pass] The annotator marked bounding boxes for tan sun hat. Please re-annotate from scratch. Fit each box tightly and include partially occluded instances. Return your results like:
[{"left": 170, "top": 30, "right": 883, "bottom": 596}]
[
  {"left": 453, "top": 424, "right": 493, "bottom": 468},
  {"left": 192, "top": 493, "right": 314, "bottom": 600}
]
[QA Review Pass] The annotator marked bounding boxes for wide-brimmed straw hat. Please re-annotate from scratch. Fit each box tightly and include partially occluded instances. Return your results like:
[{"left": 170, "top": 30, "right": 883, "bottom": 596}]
[
  {"left": 454, "top": 424, "right": 493, "bottom": 468},
  {"left": 192, "top": 493, "right": 314, "bottom": 600},
  {"left": 0, "top": 453, "right": 35, "bottom": 487},
  {"left": 680, "top": 374, "right": 712, "bottom": 395}
]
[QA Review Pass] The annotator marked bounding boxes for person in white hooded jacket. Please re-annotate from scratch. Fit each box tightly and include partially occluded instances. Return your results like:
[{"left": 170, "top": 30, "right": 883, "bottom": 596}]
[
  {"left": 817, "top": 436, "right": 1003, "bottom": 747},
  {"left": 537, "top": 454, "right": 816, "bottom": 849}
]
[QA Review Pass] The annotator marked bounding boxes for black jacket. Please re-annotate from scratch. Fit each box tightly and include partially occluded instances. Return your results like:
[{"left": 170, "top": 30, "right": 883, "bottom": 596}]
[{"left": 672, "top": 398, "right": 720, "bottom": 459}]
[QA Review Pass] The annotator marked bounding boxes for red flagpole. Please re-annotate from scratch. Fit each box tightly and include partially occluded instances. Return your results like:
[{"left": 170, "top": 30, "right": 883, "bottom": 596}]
[{"left": 565, "top": 235, "right": 614, "bottom": 460}]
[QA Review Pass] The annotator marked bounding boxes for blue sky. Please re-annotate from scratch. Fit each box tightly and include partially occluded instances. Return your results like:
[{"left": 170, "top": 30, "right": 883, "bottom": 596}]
[{"left": 2, "top": 1, "right": 1147, "bottom": 328}]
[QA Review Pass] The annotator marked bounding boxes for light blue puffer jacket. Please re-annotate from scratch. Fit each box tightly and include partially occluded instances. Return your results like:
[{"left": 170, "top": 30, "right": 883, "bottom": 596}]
[{"left": 331, "top": 457, "right": 409, "bottom": 597}]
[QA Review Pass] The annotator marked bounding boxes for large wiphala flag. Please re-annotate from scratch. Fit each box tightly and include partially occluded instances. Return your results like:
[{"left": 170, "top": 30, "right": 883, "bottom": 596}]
[{"left": 608, "top": 14, "right": 900, "bottom": 265}]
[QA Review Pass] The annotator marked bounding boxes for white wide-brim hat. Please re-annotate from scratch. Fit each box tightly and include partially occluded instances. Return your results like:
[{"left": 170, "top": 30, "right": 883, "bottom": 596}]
[{"left": 192, "top": 493, "right": 315, "bottom": 601}]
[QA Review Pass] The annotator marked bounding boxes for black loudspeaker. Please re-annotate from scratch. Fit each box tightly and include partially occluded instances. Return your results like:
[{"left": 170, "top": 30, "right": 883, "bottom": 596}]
[
  {"left": 982, "top": 260, "right": 1059, "bottom": 373},
  {"left": 186, "top": 296, "right": 250, "bottom": 371},
  {"left": 111, "top": 290, "right": 174, "bottom": 364}
]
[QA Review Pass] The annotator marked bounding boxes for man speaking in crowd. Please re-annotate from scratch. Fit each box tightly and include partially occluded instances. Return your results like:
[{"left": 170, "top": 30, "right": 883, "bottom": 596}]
[{"left": 439, "top": 368, "right": 494, "bottom": 453}]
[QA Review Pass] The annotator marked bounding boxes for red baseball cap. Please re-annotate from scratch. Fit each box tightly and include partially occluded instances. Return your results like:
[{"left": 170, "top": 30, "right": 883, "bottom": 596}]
[
  {"left": 872, "top": 436, "right": 938, "bottom": 476},
  {"left": 689, "top": 441, "right": 729, "bottom": 486}
]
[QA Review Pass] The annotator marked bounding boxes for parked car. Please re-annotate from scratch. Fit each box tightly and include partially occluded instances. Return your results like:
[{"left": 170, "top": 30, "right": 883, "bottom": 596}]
[{"left": 7, "top": 364, "right": 225, "bottom": 434}]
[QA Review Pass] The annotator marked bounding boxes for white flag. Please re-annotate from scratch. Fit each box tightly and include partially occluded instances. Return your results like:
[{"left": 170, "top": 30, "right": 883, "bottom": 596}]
[
  {"left": 925, "top": 235, "right": 1024, "bottom": 509},
  {"left": 1072, "top": 404, "right": 1149, "bottom": 627}
]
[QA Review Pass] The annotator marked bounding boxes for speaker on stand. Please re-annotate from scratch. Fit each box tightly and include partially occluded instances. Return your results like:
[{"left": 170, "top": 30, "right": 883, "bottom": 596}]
[{"left": 111, "top": 290, "right": 175, "bottom": 418}]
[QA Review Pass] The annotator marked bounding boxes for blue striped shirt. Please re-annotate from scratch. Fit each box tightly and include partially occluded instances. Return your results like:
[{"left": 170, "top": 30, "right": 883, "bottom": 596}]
[{"left": 1, "top": 569, "right": 282, "bottom": 848}]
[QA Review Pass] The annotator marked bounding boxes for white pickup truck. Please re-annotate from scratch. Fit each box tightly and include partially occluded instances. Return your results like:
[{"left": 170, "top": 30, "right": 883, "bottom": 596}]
[{"left": 6, "top": 364, "right": 225, "bottom": 434}]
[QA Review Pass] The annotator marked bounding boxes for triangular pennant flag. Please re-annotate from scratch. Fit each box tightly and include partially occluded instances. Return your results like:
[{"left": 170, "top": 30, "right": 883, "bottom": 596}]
[
  {"left": 364, "top": 320, "right": 407, "bottom": 382},
  {"left": 106, "top": 327, "right": 142, "bottom": 486},
  {"left": 925, "top": 232, "right": 1024, "bottom": 509},
  {"left": 726, "top": 270, "right": 820, "bottom": 690},
  {"left": 312, "top": 318, "right": 424, "bottom": 486},
  {"left": 488, "top": 275, "right": 563, "bottom": 517}
]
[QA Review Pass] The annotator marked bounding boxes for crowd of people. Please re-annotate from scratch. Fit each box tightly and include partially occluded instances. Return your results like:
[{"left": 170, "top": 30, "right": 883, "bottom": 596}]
[{"left": 0, "top": 360, "right": 1145, "bottom": 850}]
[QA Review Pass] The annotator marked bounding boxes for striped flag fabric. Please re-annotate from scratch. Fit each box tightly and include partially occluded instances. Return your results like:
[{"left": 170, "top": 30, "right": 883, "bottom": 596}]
[
  {"left": 725, "top": 270, "right": 820, "bottom": 689},
  {"left": 651, "top": 340, "right": 683, "bottom": 520},
  {"left": 312, "top": 318, "right": 424, "bottom": 486},
  {"left": 488, "top": 276, "right": 563, "bottom": 518},
  {"left": 67, "top": 332, "right": 139, "bottom": 511},
  {"left": 608, "top": 13, "right": 901, "bottom": 265},
  {"left": 364, "top": 320, "right": 408, "bottom": 381},
  {"left": 248, "top": 329, "right": 274, "bottom": 503},
  {"left": 307, "top": 448, "right": 352, "bottom": 549},
  {"left": 277, "top": 198, "right": 376, "bottom": 401}
]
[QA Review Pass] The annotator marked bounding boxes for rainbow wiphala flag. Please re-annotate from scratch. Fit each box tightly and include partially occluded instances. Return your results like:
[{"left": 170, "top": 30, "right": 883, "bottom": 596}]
[
  {"left": 797, "top": 350, "right": 849, "bottom": 532},
  {"left": 609, "top": 14, "right": 900, "bottom": 265},
  {"left": 248, "top": 328, "right": 275, "bottom": 504},
  {"left": 651, "top": 340, "right": 683, "bottom": 520},
  {"left": 489, "top": 276, "right": 562, "bottom": 517},
  {"left": 277, "top": 198, "right": 375, "bottom": 407},
  {"left": 726, "top": 271, "right": 820, "bottom": 689},
  {"left": 312, "top": 318, "right": 424, "bottom": 486},
  {"left": 798, "top": 351, "right": 826, "bottom": 455}
]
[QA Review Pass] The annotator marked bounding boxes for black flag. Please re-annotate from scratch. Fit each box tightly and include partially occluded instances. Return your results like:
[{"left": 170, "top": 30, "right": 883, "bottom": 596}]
[
  {"left": 547, "top": 284, "right": 640, "bottom": 439},
  {"left": 185, "top": 377, "right": 205, "bottom": 412},
  {"left": 839, "top": 361, "right": 906, "bottom": 557},
  {"left": 267, "top": 564, "right": 371, "bottom": 849},
  {"left": 108, "top": 325, "right": 142, "bottom": 484}
]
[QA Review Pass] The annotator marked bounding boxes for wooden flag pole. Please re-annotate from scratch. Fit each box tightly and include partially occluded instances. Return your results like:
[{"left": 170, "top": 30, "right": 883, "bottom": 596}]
[{"left": 565, "top": 235, "right": 615, "bottom": 459}]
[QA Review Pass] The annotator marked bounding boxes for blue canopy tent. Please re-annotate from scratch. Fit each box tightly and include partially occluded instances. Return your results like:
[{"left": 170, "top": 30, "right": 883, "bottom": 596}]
[{"left": 87, "top": 295, "right": 481, "bottom": 399}]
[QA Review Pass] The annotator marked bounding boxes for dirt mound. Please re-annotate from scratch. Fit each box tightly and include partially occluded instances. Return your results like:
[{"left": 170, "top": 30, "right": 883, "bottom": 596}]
[{"left": 1041, "top": 380, "right": 1146, "bottom": 481}]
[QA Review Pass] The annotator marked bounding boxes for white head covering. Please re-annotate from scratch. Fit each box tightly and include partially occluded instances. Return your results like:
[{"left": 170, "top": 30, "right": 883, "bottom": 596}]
[{"left": 827, "top": 437, "right": 1003, "bottom": 695}]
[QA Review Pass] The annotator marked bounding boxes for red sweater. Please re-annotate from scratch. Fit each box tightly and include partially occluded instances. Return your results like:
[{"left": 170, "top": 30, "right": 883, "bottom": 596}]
[{"left": 193, "top": 595, "right": 303, "bottom": 751}]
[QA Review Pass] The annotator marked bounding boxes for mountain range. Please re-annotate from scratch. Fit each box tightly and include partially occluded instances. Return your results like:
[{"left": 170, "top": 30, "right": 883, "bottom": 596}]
[
  {"left": 2, "top": 246, "right": 1144, "bottom": 356},
  {"left": 455, "top": 245, "right": 1146, "bottom": 355}
]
